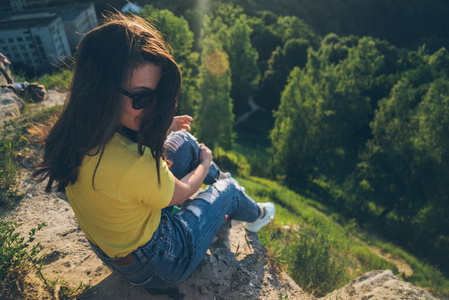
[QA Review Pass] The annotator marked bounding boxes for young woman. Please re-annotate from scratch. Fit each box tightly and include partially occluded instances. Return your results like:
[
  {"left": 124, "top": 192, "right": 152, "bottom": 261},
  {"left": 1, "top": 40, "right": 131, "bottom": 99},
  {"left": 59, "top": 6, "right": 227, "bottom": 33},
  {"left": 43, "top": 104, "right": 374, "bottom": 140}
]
[{"left": 34, "top": 13, "right": 275, "bottom": 289}]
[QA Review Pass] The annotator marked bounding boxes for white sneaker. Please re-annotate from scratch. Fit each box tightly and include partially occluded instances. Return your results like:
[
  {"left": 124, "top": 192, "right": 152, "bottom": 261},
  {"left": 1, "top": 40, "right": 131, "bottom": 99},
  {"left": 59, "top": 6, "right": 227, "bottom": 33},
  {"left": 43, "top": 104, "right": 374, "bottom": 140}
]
[{"left": 244, "top": 202, "right": 275, "bottom": 233}]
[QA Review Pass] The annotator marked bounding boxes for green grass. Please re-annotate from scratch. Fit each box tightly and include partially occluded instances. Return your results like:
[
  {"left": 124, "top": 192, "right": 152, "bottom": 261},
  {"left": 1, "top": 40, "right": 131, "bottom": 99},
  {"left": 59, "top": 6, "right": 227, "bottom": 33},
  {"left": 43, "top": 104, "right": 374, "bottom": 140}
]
[
  {"left": 35, "top": 68, "right": 73, "bottom": 91},
  {"left": 233, "top": 175, "right": 449, "bottom": 297},
  {"left": 15, "top": 65, "right": 73, "bottom": 91}
]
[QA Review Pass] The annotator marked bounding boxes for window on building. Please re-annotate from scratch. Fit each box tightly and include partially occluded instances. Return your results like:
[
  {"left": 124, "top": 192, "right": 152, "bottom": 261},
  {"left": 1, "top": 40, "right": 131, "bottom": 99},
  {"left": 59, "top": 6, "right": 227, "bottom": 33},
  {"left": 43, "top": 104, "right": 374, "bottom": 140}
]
[
  {"left": 11, "top": 46, "right": 18, "bottom": 51},
  {"left": 0, "top": 39, "right": 4, "bottom": 44},
  {"left": 20, "top": 45, "right": 26, "bottom": 50},
  {"left": 17, "top": 37, "right": 23, "bottom": 42},
  {"left": 36, "top": 36, "right": 42, "bottom": 45},
  {"left": 25, "top": 36, "right": 31, "bottom": 42},
  {"left": 8, "top": 38, "right": 14, "bottom": 43},
  {"left": 23, "top": 52, "right": 29, "bottom": 58},
  {"left": 2, "top": 46, "right": 8, "bottom": 52}
]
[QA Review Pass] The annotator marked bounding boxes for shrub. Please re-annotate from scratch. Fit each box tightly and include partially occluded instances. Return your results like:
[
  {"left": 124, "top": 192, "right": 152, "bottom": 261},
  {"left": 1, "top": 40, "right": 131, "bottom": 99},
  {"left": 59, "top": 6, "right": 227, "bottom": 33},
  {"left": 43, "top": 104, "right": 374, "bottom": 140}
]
[
  {"left": 0, "top": 220, "right": 46, "bottom": 298},
  {"left": 259, "top": 221, "right": 349, "bottom": 297},
  {"left": 0, "top": 124, "right": 25, "bottom": 207},
  {"left": 291, "top": 225, "right": 349, "bottom": 297}
]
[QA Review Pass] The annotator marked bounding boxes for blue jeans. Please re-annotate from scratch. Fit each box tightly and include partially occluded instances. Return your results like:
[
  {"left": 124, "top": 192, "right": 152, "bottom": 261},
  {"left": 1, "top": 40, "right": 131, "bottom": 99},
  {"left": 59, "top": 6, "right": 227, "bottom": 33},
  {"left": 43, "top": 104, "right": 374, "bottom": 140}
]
[{"left": 89, "top": 130, "right": 261, "bottom": 289}]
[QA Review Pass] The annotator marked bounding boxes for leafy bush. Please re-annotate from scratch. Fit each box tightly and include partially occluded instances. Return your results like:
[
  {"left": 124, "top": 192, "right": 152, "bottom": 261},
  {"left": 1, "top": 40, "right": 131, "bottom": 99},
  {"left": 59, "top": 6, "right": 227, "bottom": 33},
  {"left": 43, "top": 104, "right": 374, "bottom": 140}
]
[{"left": 0, "top": 221, "right": 46, "bottom": 298}]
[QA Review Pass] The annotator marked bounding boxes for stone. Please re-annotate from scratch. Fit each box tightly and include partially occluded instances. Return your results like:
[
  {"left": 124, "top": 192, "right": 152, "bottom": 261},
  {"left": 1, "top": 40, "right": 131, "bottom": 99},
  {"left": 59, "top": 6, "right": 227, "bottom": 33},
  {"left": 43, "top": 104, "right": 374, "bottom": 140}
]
[
  {"left": 0, "top": 58, "right": 14, "bottom": 85},
  {"left": 0, "top": 87, "right": 23, "bottom": 126},
  {"left": 322, "top": 270, "right": 437, "bottom": 300}
]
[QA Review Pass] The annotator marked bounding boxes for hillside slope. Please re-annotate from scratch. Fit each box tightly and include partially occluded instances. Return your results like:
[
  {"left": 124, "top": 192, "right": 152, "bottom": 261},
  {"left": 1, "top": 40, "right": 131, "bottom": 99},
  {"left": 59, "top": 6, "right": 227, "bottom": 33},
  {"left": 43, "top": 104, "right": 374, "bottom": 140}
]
[{"left": 0, "top": 88, "right": 440, "bottom": 299}]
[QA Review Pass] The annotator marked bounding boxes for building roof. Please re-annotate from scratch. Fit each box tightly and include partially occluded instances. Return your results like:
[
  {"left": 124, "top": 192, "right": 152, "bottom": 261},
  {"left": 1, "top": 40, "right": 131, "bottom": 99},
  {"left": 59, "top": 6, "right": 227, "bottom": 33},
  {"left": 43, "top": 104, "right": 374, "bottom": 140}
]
[
  {"left": 0, "top": 12, "right": 58, "bottom": 31},
  {"left": 0, "top": 2, "right": 95, "bottom": 29}
]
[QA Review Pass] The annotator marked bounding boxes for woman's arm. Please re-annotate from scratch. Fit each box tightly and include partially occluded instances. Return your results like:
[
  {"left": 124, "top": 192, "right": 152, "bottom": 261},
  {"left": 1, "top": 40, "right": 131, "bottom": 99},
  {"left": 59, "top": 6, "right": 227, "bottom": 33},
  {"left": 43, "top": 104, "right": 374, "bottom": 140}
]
[{"left": 168, "top": 143, "right": 212, "bottom": 206}]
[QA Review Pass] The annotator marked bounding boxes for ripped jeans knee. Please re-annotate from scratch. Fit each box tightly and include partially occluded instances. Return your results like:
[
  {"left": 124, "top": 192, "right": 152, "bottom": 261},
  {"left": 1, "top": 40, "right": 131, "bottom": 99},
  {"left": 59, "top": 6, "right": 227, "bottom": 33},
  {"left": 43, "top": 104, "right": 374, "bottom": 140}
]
[
  {"left": 164, "top": 130, "right": 220, "bottom": 184},
  {"left": 164, "top": 130, "right": 197, "bottom": 153}
]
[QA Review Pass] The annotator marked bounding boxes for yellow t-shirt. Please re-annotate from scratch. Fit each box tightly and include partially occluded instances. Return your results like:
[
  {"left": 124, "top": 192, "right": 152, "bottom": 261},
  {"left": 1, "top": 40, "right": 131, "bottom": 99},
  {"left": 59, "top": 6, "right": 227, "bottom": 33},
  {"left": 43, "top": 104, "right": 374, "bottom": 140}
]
[{"left": 65, "top": 132, "right": 175, "bottom": 258}]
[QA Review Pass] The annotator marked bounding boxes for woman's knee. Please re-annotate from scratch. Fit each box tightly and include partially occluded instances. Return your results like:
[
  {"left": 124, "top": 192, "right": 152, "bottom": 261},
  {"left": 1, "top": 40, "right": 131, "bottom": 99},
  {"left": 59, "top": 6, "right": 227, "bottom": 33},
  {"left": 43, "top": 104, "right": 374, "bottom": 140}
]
[
  {"left": 165, "top": 130, "right": 199, "bottom": 153},
  {"left": 211, "top": 178, "right": 244, "bottom": 196}
]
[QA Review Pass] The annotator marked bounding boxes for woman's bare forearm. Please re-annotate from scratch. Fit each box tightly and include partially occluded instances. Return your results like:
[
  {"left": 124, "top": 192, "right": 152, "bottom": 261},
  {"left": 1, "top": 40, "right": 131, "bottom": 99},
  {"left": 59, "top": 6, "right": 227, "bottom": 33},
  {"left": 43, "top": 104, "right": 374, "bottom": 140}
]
[{"left": 169, "top": 161, "right": 211, "bottom": 206}]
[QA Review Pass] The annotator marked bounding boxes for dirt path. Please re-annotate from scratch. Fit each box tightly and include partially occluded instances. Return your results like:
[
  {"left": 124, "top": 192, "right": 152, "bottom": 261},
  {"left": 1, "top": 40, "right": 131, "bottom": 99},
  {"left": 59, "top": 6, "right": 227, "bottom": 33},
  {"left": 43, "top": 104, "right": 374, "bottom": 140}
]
[
  {"left": 370, "top": 246, "right": 414, "bottom": 277},
  {"left": 235, "top": 96, "right": 265, "bottom": 125}
]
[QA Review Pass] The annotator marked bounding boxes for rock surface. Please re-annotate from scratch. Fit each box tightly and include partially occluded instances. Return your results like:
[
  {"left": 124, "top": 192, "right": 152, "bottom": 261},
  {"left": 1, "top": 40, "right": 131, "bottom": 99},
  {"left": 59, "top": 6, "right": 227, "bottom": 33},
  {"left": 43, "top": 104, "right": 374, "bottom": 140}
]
[
  {"left": 322, "top": 270, "right": 437, "bottom": 300},
  {"left": 0, "top": 88, "right": 23, "bottom": 126},
  {"left": 0, "top": 59, "right": 14, "bottom": 85}
]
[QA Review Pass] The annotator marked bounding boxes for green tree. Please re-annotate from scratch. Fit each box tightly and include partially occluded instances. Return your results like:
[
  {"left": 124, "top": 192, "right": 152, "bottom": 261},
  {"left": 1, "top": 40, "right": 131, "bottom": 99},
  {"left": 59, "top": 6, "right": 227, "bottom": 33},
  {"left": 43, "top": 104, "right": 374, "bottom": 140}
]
[
  {"left": 224, "top": 16, "right": 259, "bottom": 117},
  {"left": 258, "top": 38, "right": 311, "bottom": 111},
  {"left": 249, "top": 15, "right": 283, "bottom": 73},
  {"left": 271, "top": 36, "right": 388, "bottom": 184},
  {"left": 270, "top": 66, "right": 323, "bottom": 184},
  {"left": 203, "top": 4, "right": 260, "bottom": 117},
  {"left": 352, "top": 76, "right": 449, "bottom": 271},
  {"left": 194, "top": 38, "right": 234, "bottom": 150},
  {"left": 140, "top": 5, "right": 199, "bottom": 115},
  {"left": 272, "top": 15, "right": 320, "bottom": 48}
]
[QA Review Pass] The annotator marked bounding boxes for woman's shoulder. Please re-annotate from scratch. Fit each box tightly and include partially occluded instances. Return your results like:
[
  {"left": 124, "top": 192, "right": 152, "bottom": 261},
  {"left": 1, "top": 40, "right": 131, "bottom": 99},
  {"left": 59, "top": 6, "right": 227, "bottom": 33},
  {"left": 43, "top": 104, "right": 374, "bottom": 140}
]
[
  {"left": 82, "top": 133, "right": 150, "bottom": 171},
  {"left": 108, "top": 133, "right": 161, "bottom": 168},
  {"left": 112, "top": 132, "right": 139, "bottom": 151},
  {"left": 78, "top": 133, "right": 154, "bottom": 188}
]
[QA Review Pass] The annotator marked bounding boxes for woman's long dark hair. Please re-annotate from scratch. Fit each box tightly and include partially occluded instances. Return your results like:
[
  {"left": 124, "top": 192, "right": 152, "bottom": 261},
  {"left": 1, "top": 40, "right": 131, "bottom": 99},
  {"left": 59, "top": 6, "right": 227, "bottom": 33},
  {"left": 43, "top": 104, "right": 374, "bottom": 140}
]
[{"left": 34, "top": 13, "right": 181, "bottom": 192}]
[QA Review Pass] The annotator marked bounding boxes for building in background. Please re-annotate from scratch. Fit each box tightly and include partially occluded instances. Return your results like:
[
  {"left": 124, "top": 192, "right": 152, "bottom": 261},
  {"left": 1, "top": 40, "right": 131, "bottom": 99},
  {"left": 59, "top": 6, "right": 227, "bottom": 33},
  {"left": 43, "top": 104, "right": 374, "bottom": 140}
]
[
  {"left": 54, "top": 3, "right": 97, "bottom": 51},
  {"left": 9, "top": 0, "right": 27, "bottom": 11},
  {"left": 0, "top": 2, "right": 98, "bottom": 72},
  {"left": 0, "top": 12, "right": 70, "bottom": 71},
  {"left": 121, "top": 2, "right": 143, "bottom": 14}
]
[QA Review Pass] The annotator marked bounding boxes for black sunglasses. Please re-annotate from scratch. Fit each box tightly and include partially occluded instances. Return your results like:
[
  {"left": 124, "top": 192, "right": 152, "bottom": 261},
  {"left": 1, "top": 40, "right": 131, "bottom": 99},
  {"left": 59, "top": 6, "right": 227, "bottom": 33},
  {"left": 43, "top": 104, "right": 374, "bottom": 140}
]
[{"left": 121, "top": 89, "right": 157, "bottom": 110}]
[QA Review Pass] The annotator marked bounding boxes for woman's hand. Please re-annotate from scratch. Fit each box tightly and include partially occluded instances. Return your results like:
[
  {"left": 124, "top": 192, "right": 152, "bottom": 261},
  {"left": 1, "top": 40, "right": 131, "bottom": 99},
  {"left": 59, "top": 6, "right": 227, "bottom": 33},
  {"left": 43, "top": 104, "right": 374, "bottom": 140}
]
[
  {"left": 199, "top": 143, "right": 213, "bottom": 167},
  {"left": 168, "top": 115, "right": 193, "bottom": 134}
]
